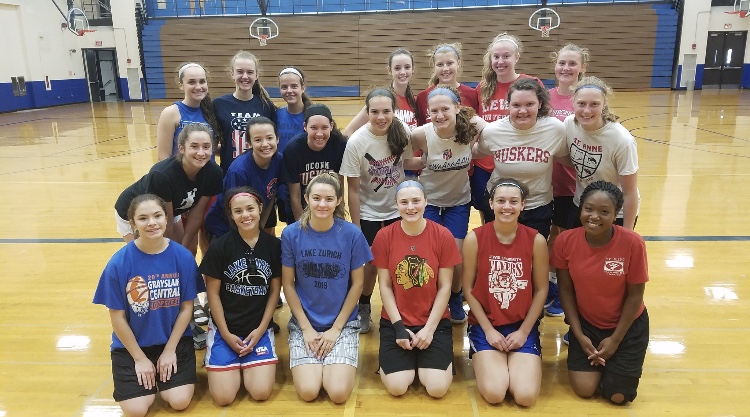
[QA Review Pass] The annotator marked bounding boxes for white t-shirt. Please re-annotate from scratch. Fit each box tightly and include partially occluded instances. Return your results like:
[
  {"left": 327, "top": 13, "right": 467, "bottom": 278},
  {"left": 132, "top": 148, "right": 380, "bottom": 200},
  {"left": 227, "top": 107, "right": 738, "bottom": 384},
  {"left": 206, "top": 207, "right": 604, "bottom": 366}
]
[
  {"left": 477, "top": 116, "right": 568, "bottom": 209},
  {"left": 339, "top": 120, "right": 413, "bottom": 221},
  {"left": 419, "top": 123, "right": 471, "bottom": 207},
  {"left": 564, "top": 115, "right": 640, "bottom": 215}
]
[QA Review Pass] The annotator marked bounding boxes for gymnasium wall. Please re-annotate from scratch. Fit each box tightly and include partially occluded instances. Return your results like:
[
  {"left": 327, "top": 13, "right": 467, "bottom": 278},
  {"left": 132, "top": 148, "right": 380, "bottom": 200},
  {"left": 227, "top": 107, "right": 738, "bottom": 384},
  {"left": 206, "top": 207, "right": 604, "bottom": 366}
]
[
  {"left": 675, "top": 0, "right": 750, "bottom": 89},
  {"left": 142, "top": 3, "right": 678, "bottom": 100},
  {"left": 0, "top": 0, "right": 145, "bottom": 113}
]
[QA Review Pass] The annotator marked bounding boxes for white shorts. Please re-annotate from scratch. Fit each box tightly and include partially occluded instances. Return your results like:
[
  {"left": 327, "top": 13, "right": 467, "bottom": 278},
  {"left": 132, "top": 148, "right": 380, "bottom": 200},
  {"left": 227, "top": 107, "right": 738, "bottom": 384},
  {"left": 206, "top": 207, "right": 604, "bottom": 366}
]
[
  {"left": 287, "top": 316, "right": 359, "bottom": 368},
  {"left": 114, "top": 210, "right": 181, "bottom": 237}
]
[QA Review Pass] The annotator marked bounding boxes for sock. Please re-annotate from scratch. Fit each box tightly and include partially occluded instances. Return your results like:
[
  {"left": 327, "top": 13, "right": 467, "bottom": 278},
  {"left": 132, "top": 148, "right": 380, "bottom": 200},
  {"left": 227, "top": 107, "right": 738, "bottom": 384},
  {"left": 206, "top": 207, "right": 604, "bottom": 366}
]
[{"left": 549, "top": 271, "right": 558, "bottom": 285}]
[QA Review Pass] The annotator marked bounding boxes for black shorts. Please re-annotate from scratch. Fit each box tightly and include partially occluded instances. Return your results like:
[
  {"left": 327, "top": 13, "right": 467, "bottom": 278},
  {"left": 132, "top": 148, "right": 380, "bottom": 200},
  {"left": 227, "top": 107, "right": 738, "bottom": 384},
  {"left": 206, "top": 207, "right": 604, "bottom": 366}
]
[
  {"left": 265, "top": 203, "right": 278, "bottom": 228},
  {"left": 379, "top": 318, "right": 454, "bottom": 375},
  {"left": 552, "top": 196, "right": 575, "bottom": 229},
  {"left": 360, "top": 217, "right": 399, "bottom": 246},
  {"left": 276, "top": 199, "right": 290, "bottom": 224},
  {"left": 567, "top": 308, "right": 649, "bottom": 378},
  {"left": 111, "top": 336, "right": 196, "bottom": 402}
]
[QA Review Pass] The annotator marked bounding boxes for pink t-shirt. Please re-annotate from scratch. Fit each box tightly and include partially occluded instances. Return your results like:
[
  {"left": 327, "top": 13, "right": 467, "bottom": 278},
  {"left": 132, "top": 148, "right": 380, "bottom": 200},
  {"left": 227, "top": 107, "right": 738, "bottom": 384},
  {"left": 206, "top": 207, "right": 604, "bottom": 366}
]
[{"left": 548, "top": 87, "right": 576, "bottom": 197}]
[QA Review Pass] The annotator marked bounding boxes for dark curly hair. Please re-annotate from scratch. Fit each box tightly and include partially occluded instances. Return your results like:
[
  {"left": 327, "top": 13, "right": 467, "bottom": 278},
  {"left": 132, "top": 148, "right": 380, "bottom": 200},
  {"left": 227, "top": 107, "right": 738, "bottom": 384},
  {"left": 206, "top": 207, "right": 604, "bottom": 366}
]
[{"left": 580, "top": 180, "right": 624, "bottom": 214}]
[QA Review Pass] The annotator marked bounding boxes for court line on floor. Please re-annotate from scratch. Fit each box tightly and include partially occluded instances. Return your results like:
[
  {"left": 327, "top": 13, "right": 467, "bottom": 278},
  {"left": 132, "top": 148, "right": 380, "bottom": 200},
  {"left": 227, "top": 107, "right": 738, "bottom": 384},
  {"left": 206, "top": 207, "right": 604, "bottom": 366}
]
[{"left": 2, "top": 236, "right": 750, "bottom": 244}]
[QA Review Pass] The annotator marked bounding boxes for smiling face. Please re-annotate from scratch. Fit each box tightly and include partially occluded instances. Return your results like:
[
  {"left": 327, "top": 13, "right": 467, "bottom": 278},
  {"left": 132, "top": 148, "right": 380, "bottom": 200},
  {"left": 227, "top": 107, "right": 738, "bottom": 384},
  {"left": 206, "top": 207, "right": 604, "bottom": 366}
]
[
  {"left": 247, "top": 122, "right": 278, "bottom": 161},
  {"left": 580, "top": 190, "right": 617, "bottom": 237},
  {"left": 231, "top": 58, "right": 257, "bottom": 93},
  {"left": 178, "top": 130, "right": 212, "bottom": 169},
  {"left": 555, "top": 50, "right": 586, "bottom": 88},
  {"left": 432, "top": 51, "right": 460, "bottom": 86},
  {"left": 574, "top": 87, "right": 606, "bottom": 131},
  {"left": 304, "top": 115, "right": 333, "bottom": 151},
  {"left": 179, "top": 66, "right": 208, "bottom": 105},
  {"left": 490, "top": 41, "right": 519, "bottom": 81},
  {"left": 489, "top": 186, "right": 525, "bottom": 223},
  {"left": 396, "top": 186, "right": 427, "bottom": 223},
  {"left": 389, "top": 53, "right": 413, "bottom": 90},
  {"left": 279, "top": 72, "right": 305, "bottom": 106},
  {"left": 131, "top": 200, "right": 168, "bottom": 241},
  {"left": 508, "top": 89, "right": 540, "bottom": 130},
  {"left": 304, "top": 182, "right": 341, "bottom": 221},
  {"left": 229, "top": 194, "right": 262, "bottom": 232},
  {"left": 367, "top": 95, "right": 395, "bottom": 136},
  {"left": 428, "top": 94, "right": 458, "bottom": 131}
]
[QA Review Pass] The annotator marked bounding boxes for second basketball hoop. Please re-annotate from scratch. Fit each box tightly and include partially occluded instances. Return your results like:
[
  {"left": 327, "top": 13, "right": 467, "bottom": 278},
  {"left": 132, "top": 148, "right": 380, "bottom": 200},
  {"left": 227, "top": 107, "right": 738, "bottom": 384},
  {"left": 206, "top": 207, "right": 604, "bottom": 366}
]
[{"left": 529, "top": 8, "right": 560, "bottom": 38}]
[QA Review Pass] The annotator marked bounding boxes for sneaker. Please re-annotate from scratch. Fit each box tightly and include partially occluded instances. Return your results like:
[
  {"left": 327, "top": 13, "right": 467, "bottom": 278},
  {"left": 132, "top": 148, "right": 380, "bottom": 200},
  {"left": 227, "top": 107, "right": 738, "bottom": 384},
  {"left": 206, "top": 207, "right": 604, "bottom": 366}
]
[
  {"left": 358, "top": 303, "right": 372, "bottom": 334},
  {"left": 545, "top": 281, "right": 559, "bottom": 308},
  {"left": 193, "top": 303, "right": 208, "bottom": 325},
  {"left": 448, "top": 292, "right": 467, "bottom": 324},
  {"left": 562, "top": 331, "right": 569, "bottom": 346},
  {"left": 276, "top": 298, "right": 283, "bottom": 309},
  {"left": 191, "top": 321, "right": 207, "bottom": 350},
  {"left": 544, "top": 297, "right": 564, "bottom": 317}
]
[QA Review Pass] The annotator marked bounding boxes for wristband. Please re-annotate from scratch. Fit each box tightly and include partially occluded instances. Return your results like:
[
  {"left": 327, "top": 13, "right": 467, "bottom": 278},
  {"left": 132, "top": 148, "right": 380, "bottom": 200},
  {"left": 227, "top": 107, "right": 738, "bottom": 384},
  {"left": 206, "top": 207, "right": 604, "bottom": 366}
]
[{"left": 393, "top": 320, "right": 410, "bottom": 340}]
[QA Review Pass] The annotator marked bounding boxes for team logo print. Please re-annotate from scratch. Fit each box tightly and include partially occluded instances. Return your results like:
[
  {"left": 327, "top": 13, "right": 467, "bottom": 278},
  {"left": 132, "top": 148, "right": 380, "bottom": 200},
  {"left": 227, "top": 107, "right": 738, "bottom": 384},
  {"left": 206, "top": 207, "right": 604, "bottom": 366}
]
[
  {"left": 267, "top": 178, "right": 278, "bottom": 199},
  {"left": 487, "top": 257, "right": 527, "bottom": 309},
  {"left": 442, "top": 149, "right": 452, "bottom": 160},
  {"left": 255, "top": 346, "right": 269, "bottom": 356},
  {"left": 570, "top": 143, "right": 602, "bottom": 179},
  {"left": 395, "top": 255, "right": 433, "bottom": 290},
  {"left": 604, "top": 259, "right": 625, "bottom": 276},
  {"left": 410, "top": 245, "right": 416, "bottom": 252},
  {"left": 126, "top": 276, "right": 150, "bottom": 316}
]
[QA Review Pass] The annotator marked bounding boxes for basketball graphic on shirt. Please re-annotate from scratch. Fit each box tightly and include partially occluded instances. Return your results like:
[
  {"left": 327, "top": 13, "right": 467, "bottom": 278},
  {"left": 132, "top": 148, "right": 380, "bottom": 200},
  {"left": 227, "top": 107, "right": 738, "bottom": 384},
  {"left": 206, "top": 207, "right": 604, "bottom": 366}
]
[
  {"left": 395, "top": 255, "right": 433, "bottom": 290},
  {"left": 126, "top": 276, "right": 150, "bottom": 316}
]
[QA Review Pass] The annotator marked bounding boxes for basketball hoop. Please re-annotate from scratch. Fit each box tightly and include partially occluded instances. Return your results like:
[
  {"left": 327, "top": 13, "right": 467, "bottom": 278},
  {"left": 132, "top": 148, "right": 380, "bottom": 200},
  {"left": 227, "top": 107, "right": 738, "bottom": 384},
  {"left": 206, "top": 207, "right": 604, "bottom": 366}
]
[
  {"left": 726, "top": 0, "right": 750, "bottom": 17},
  {"left": 76, "top": 29, "right": 97, "bottom": 37},
  {"left": 249, "top": 17, "right": 279, "bottom": 46},
  {"left": 529, "top": 7, "right": 560, "bottom": 38},
  {"left": 66, "top": 7, "right": 90, "bottom": 36}
]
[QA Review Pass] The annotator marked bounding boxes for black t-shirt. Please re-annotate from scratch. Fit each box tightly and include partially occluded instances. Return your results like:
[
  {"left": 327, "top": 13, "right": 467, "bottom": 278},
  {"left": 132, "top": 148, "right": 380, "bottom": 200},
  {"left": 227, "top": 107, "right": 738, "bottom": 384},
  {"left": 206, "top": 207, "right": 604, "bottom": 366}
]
[
  {"left": 115, "top": 157, "right": 223, "bottom": 218},
  {"left": 199, "top": 229, "right": 281, "bottom": 337},
  {"left": 280, "top": 133, "right": 346, "bottom": 204}
]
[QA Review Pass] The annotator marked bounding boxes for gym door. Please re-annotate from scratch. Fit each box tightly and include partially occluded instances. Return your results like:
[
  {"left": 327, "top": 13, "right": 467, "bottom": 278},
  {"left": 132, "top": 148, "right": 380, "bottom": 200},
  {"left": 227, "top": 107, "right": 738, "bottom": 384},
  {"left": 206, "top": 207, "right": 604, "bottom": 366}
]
[
  {"left": 703, "top": 31, "right": 747, "bottom": 89},
  {"left": 82, "top": 48, "right": 121, "bottom": 102}
]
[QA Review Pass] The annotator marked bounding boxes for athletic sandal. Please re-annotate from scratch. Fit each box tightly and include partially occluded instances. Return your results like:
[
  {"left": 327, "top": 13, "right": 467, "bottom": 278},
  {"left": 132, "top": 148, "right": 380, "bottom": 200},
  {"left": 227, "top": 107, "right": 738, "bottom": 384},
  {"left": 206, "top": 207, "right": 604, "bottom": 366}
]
[
  {"left": 191, "top": 321, "right": 207, "bottom": 350},
  {"left": 193, "top": 303, "right": 208, "bottom": 325}
]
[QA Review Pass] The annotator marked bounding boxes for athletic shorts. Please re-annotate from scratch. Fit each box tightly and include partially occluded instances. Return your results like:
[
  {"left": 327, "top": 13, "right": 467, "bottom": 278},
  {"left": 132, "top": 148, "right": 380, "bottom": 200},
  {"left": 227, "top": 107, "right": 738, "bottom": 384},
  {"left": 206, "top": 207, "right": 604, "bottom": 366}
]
[
  {"left": 111, "top": 336, "right": 196, "bottom": 402},
  {"left": 360, "top": 217, "right": 399, "bottom": 246},
  {"left": 287, "top": 316, "right": 359, "bottom": 368},
  {"left": 115, "top": 210, "right": 181, "bottom": 237},
  {"left": 470, "top": 166, "right": 493, "bottom": 212},
  {"left": 552, "top": 196, "right": 575, "bottom": 229},
  {"left": 567, "top": 308, "right": 649, "bottom": 378},
  {"left": 204, "top": 320, "right": 278, "bottom": 371},
  {"left": 379, "top": 318, "right": 454, "bottom": 375},
  {"left": 467, "top": 320, "right": 542, "bottom": 358},
  {"left": 424, "top": 203, "right": 471, "bottom": 239}
]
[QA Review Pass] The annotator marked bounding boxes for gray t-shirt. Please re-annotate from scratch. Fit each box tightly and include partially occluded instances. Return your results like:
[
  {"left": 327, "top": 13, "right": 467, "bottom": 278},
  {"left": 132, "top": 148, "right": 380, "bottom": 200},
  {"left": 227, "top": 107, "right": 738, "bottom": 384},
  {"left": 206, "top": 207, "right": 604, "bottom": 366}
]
[{"left": 419, "top": 123, "right": 472, "bottom": 207}]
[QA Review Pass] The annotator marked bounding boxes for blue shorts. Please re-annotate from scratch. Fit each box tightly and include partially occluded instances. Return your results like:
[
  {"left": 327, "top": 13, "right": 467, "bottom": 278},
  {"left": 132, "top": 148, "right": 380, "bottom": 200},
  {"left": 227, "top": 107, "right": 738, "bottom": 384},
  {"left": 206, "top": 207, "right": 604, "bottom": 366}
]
[
  {"left": 470, "top": 166, "right": 493, "bottom": 211},
  {"left": 424, "top": 202, "right": 471, "bottom": 239},
  {"left": 467, "top": 320, "right": 542, "bottom": 358},
  {"left": 205, "top": 321, "right": 278, "bottom": 371}
]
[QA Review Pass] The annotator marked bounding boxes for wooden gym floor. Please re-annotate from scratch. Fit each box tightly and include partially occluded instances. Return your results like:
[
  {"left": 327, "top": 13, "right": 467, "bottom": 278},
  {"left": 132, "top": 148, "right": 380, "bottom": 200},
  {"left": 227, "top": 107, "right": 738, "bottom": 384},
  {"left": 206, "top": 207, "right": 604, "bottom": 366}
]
[{"left": 0, "top": 90, "right": 748, "bottom": 416}]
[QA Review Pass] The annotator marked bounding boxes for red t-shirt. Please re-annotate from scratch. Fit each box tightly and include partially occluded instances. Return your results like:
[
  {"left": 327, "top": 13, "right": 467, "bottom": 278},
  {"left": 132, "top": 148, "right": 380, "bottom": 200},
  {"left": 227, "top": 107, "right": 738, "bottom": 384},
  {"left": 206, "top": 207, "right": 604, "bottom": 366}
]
[
  {"left": 474, "top": 74, "right": 543, "bottom": 173},
  {"left": 371, "top": 220, "right": 462, "bottom": 326},
  {"left": 548, "top": 87, "right": 576, "bottom": 197},
  {"left": 415, "top": 84, "right": 479, "bottom": 127},
  {"left": 468, "top": 222, "right": 538, "bottom": 326},
  {"left": 395, "top": 94, "right": 418, "bottom": 132},
  {"left": 551, "top": 226, "right": 648, "bottom": 329}
]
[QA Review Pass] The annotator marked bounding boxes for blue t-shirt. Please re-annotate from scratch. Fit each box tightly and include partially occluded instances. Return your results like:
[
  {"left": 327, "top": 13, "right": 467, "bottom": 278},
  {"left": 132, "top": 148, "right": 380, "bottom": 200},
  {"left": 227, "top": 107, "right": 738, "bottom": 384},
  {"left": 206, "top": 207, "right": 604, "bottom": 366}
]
[
  {"left": 173, "top": 101, "right": 212, "bottom": 156},
  {"left": 281, "top": 218, "right": 373, "bottom": 331},
  {"left": 276, "top": 107, "right": 305, "bottom": 153},
  {"left": 213, "top": 93, "right": 277, "bottom": 173},
  {"left": 93, "top": 240, "right": 200, "bottom": 350},
  {"left": 204, "top": 151, "right": 283, "bottom": 237}
]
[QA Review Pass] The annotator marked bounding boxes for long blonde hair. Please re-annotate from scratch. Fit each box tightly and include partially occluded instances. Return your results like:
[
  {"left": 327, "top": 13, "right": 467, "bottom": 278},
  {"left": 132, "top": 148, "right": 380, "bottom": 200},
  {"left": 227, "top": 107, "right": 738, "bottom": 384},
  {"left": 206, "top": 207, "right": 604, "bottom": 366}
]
[
  {"left": 573, "top": 76, "right": 618, "bottom": 123},
  {"left": 479, "top": 33, "right": 522, "bottom": 105},
  {"left": 427, "top": 43, "right": 463, "bottom": 87},
  {"left": 551, "top": 43, "right": 590, "bottom": 82},
  {"left": 299, "top": 173, "right": 348, "bottom": 230}
]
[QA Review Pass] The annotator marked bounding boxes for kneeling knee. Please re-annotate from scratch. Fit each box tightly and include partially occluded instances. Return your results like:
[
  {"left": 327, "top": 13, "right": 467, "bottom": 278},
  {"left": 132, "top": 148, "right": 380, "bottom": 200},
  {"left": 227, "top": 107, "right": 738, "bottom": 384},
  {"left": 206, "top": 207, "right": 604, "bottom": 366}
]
[
  {"left": 297, "top": 388, "right": 320, "bottom": 402},
  {"left": 513, "top": 392, "right": 538, "bottom": 407},
  {"left": 601, "top": 373, "right": 638, "bottom": 405},
  {"left": 168, "top": 396, "right": 192, "bottom": 411},
  {"left": 425, "top": 382, "right": 450, "bottom": 399}
]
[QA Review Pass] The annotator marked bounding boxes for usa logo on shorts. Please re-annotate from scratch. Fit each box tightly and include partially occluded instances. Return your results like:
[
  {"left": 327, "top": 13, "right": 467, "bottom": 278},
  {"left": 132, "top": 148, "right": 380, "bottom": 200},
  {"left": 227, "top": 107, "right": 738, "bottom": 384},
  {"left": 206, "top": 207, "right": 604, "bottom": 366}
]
[
  {"left": 256, "top": 346, "right": 269, "bottom": 356},
  {"left": 604, "top": 258, "right": 625, "bottom": 276}
]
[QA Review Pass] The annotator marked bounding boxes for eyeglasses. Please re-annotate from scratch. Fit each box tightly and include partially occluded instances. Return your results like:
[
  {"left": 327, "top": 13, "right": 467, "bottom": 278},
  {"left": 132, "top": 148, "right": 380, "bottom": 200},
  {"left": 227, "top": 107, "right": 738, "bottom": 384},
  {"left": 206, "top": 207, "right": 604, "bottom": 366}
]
[{"left": 245, "top": 248, "right": 258, "bottom": 275}]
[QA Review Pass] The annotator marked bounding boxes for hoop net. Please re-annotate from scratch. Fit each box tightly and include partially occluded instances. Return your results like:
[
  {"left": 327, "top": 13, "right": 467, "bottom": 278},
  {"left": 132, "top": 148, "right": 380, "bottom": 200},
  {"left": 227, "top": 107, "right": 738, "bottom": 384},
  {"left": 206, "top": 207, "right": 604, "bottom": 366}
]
[
  {"left": 259, "top": 34, "right": 268, "bottom": 46},
  {"left": 76, "top": 29, "right": 97, "bottom": 37},
  {"left": 541, "top": 26, "right": 551, "bottom": 37}
]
